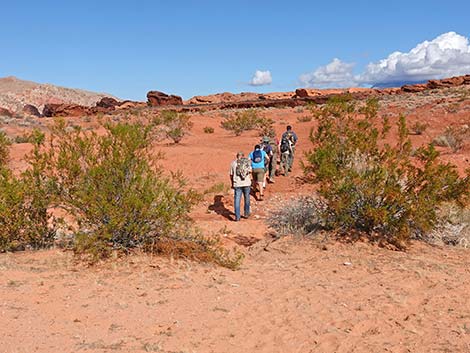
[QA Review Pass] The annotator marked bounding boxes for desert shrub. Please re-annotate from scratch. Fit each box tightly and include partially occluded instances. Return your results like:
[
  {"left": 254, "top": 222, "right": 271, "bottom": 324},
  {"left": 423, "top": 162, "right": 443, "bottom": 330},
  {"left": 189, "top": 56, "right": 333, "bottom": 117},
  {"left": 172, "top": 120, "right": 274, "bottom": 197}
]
[
  {"left": 0, "top": 120, "right": 242, "bottom": 267},
  {"left": 203, "top": 182, "right": 230, "bottom": 195},
  {"left": 257, "top": 117, "right": 275, "bottom": 137},
  {"left": 0, "top": 131, "right": 55, "bottom": 252},
  {"left": 41, "top": 120, "right": 196, "bottom": 258},
  {"left": 302, "top": 96, "right": 470, "bottom": 248},
  {"left": 432, "top": 126, "right": 464, "bottom": 152},
  {"left": 155, "top": 110, "right": 193, "bottom": 143},
  {"left": 14, "top": 134, "right": 31, "bottom": 144},
  {"left": 267, "top": 196, "right": 326, "bottom": 236},
  {"left": 446, "top": 102, "right": 460, "bottom": 113},
  {"left": 297, "top": 115, "right": 313, "bottom": 123},
  {"left": 424, "top": 202, "right": 470, "bottom": 248},
  {"left": 13, "top": 129, "right": 45, "bottom": 144},
  {"left": 221, "top": 109, "right": 272, "bottom": 136},
  {"left": 203, "top": 126, "right": 214, "bottom": 134},
  {"left": 0, "top": 130, "right": 11, "bottom": 166},
  {"left": 32, "top": 119, "right": 240, "bottom": 267},
  {"left": 457, "top": 88, "right": 470, "bottom": 102},
  {"left": 409, "top": 121, "right": 428, "bottom": 135}
]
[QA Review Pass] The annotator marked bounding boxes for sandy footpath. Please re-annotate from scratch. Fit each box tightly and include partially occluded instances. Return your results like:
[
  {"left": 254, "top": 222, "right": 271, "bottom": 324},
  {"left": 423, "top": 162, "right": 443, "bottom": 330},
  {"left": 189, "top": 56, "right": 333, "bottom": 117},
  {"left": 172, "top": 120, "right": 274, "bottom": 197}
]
[{"left": 1, "top": 239, "right": 470, "bottom": 353}]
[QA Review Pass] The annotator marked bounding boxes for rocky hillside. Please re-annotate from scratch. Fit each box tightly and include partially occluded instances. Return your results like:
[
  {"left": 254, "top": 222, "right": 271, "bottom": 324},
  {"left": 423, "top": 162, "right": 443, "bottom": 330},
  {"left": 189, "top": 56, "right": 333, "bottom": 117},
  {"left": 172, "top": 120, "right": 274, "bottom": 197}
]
[{"left": 0, "top": 76, "right": 118, "bottom": 114}]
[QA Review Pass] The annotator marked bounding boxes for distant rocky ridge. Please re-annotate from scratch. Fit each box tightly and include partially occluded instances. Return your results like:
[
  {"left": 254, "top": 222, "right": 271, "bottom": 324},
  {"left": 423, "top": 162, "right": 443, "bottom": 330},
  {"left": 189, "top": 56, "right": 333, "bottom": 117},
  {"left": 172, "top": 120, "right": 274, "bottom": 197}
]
[
  {"left": 179, "top": 75, "right": 470, "bottom": 111},
  {"left": 1, "top": 75, "right": 469, "bottom": 118},
  {"left": 0, "top": 76, "right": 118, "bottom": 115}
]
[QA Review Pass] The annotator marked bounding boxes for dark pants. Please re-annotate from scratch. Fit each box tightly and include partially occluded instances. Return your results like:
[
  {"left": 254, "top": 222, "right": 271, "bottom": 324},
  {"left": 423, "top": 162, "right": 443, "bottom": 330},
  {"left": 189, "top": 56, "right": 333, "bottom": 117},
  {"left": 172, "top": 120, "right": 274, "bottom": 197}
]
[
  {"left": 288, "top": 146, "right": 295, "bottom": 170},
  {"left": 234, "top": 186, "right": 250, "bottom": 221},
  {"left": 268, "top": 153, "right": 277, "bottom": 180}
]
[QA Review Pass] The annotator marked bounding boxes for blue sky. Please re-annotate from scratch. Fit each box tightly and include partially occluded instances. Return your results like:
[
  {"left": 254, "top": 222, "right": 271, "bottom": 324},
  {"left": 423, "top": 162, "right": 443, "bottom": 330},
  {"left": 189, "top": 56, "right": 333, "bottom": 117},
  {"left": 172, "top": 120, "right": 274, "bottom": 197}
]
[{"left": 1, "top": 0, "right": 470, "bottom": 100}]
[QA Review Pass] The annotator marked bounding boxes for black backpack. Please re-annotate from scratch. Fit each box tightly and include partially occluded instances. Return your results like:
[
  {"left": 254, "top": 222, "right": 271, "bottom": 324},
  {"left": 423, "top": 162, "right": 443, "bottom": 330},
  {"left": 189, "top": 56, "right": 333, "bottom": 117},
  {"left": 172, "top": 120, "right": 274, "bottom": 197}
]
[{"left": 280, "top": 138, "right": 290, "bottom": 153}]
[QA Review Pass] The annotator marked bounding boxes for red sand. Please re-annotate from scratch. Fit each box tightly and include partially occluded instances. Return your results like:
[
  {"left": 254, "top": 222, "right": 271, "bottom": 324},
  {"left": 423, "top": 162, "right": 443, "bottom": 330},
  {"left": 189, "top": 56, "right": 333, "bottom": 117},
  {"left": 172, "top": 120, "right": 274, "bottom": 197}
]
[{"left": 1, "top": 96, "right": 470, "bottom": 352}]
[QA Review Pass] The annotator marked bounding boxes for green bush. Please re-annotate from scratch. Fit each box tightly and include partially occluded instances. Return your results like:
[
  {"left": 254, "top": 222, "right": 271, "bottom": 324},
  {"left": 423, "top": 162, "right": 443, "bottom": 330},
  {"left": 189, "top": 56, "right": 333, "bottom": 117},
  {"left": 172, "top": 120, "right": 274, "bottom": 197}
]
[
  {"left": 0, "top": 130, "right": 55, "bottom": 252},
  {"left": 0, "top": 130, "right": 10, "bottom": 167},
  {"left": 409, "top": 121, "right": 428, "bottom": 135},
  {"left": 302, "top": 96, "right": 470, "bottom": 248},
  {"left": 221, "top": 109, "right": 272, "bottom": 136},
  {"left": 29, "top": 119, "right": 240, "bottom": 267},
  {"left": 257, "top": 117, "right": 275, "bottom": 137},
  {"left": 38, "top": 120, "right": 194, "bottom": 258},
  {"left": 156, "top": 110, "right": 193, "bottom": 143},
  {"left": 14, "top": 129, "right": 46, "bottom": 144},
  {"left": 203, "top": 126, "right": 215, "bottom": 134},
  {"left": 297, "top": 115, "right": 313, "bottom": 123},
  {"left": 0, "top": 121, "right": 242, "bottom": 267}
]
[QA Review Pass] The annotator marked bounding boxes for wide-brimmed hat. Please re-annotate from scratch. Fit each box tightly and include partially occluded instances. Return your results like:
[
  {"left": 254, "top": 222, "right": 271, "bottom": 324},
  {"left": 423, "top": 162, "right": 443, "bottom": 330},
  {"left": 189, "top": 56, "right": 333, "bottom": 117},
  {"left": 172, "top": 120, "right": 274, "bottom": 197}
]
[{"left": 262, "top": 136, "right": 270, "bottom": 142}]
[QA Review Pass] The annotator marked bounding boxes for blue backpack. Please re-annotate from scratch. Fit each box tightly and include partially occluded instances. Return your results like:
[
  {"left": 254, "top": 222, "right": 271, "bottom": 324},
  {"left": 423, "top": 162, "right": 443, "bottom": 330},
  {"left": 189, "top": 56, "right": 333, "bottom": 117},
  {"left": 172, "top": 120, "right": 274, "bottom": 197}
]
[{"left": 252, "top": 149, "right": 262, "bottom": 163}]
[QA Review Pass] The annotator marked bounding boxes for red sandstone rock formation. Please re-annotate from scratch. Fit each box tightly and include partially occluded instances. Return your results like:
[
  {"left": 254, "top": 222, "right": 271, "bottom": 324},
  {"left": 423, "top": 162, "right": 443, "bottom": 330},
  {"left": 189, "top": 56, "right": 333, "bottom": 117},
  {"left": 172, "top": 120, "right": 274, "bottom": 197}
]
[
  {"left": 0, "top": 107, "right": 13, "bottom": 117},
  {"left": 95, "top": 97, "right": 121, "bottom": 110},
  {"left": 402, "top": 84, "right": 427, "bottom": 93},
  {"left": 147, "top": 91, "right": 183, "bottom": 106},
  {"left": 116, "top": 100, "right": 147, "bottom": 110},
  {"left": 427, "top": 76, "right": 467, "bottom": 89},
  {"left": 22, "top": 104, "right": 41, "bottom": 117},
  {"left": 43, "top": 103, "right": 90, "bottom": 117}
]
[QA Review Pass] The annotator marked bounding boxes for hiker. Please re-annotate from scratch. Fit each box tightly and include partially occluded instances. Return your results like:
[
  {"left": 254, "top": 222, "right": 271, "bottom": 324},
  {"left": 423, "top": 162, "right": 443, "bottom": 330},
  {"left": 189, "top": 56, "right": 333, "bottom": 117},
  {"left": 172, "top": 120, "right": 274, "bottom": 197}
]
[
  {"left": 260, "top": 136, "right": 273, "bottom": 187},
  {"left": 280, "top": 125, "right": 298, "bottom": 174},
  {"left": 261, "top": 135, "right": 278, "bottom": 183},
  {"left": 229, "top": 151, "right": 252, "bottom": 221},
  {"left": 279, "top": 137, "right": 293, "bottom": 176},
  {"left": 249, "top": 144, "right": 269, "bottom": 201}
]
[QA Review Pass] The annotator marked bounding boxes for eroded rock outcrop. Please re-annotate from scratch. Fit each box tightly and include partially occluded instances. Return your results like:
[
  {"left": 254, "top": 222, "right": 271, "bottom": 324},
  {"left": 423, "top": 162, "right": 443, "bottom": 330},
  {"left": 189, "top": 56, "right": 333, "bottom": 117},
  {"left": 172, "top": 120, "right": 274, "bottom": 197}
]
[
  {"left": 402, "top": 84, "right": 427, "bottom": 93},
  {"left": 147, "top": 91, "right": 183, "bottom": 106},
  {"left": 95, "top": 97, "right": 121, "bottom": 110},
  {"left": 43, "top": 103, "right": 90, "bottom": 117},
  {"left": 0, "top": 107, "right": 13, "bottom": 117},
  {"left": 427, "top": 76, "right": 465, "bottom": 89},
  {"left": 22, "top": 104, "right": 41, "bottom": 117},
  {"left": 115, "top": 100, "right": 147, "bottom": 110}
]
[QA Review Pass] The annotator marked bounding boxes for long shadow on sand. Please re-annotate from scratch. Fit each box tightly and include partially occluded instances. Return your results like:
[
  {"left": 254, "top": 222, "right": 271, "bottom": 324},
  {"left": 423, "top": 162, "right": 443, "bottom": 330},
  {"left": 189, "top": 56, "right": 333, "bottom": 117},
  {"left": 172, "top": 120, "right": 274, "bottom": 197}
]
[{"left": 208, "top": 195, "right": 234, "bottom": 221}]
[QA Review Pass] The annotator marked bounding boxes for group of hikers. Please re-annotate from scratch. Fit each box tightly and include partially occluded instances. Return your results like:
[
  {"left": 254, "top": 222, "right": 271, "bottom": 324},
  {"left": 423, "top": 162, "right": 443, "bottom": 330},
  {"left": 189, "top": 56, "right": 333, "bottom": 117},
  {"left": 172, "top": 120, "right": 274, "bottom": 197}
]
[{"left": 229, "top": 125, "right": 298, "bottom": 221}]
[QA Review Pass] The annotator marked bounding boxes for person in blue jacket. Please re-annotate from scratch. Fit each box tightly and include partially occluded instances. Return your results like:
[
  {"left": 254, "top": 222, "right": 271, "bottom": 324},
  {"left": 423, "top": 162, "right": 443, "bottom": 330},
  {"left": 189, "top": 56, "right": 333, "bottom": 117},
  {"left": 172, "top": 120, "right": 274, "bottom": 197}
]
[{"left": 249, "top": 144, "right": 269, "bottom": 201}]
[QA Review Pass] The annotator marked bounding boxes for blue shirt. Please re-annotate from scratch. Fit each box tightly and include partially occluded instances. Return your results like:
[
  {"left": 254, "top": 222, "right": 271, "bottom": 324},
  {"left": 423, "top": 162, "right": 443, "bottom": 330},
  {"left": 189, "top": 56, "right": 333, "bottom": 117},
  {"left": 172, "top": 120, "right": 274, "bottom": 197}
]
[{"left": 249, "top": 149, "right": 268, "bottom": 169}]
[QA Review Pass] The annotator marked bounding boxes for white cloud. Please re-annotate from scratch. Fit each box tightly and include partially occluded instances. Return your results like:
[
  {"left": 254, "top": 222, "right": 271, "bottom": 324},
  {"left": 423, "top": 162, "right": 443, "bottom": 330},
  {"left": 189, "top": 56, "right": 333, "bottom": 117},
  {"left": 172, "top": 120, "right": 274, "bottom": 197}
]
[
  {"left": 249, "top": 70, "right": 272, "bottom": 86},
  {"left": 299, "top": 58, "right": 357, "bottom": 87},
  {"left": 300, "top": 32, "right": 470, "bottom": 88}
]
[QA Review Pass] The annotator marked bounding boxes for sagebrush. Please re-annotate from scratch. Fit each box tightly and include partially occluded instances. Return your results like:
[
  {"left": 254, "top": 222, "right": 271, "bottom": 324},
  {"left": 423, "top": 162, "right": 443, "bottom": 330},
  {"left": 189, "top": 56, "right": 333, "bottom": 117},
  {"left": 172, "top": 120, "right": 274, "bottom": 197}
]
[
  {"left": 267, "top": 196, "right": 326, "bottom": 236},
  {"left": 432, "top": 126, "right": 464, "bottom": 152}
]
